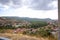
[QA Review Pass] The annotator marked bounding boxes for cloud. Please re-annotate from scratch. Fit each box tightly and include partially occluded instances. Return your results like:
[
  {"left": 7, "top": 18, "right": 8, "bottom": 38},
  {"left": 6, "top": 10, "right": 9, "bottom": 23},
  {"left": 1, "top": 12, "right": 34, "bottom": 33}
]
[
  {"left": 0, "top": 0, "right": 58, "bottom": 11},
  {"left": 12, "top": 0, "right": 21, "bottom": 5},
  {"left": 0, "top": 4, "right": 10, "bottom": 12},
  {"left": 25, "top": 0, "right": 57, "bottom": 10},
  {"left": 0, "top": 0, "right": 10, "bottom": 5},
  {"left": 0, "top": 0, "right": 22, "bottom": 8},
  {"left": 0, "top": 8, "right": 58, "bottom": 19}
]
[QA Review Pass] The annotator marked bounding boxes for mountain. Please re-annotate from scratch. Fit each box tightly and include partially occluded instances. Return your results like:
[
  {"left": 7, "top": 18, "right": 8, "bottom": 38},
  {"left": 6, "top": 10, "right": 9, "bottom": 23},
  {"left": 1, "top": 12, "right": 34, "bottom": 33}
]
[
  {"left": 0, "top": 16, "right": 55, "bottom": 22},
  {"left": 0, "top": 16, "right": 56, "bottom": 22}
]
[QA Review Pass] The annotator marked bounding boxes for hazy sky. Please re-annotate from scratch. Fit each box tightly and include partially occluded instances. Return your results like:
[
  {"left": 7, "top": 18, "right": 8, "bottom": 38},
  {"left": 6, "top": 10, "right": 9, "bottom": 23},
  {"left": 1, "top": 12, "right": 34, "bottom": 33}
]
[{"left": 0, "top": 0, "right": 58, "bottom": 19}]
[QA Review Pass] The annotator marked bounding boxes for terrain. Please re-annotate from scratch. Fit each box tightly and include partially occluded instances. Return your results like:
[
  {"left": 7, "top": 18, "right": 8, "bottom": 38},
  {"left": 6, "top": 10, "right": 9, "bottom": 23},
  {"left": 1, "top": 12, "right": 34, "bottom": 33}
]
[
  {"left": 0, "top": 33, "right": 57, "bottom": 40},
  {"left": 0, "top": 16, "right": 58, "bottom": 40}
]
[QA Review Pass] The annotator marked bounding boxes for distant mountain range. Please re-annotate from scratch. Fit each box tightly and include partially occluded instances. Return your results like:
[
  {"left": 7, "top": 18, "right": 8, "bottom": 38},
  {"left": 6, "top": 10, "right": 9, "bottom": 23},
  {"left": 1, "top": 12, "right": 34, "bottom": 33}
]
[{"left": 0, "top": 16, "right": 57, "bottom": 23}]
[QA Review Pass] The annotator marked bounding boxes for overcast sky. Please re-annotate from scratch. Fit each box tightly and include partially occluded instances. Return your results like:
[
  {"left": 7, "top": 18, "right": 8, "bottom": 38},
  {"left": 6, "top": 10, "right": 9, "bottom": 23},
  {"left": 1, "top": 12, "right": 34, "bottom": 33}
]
[{"left": 0, "top": 0, "right": 58, "bottom": 19}]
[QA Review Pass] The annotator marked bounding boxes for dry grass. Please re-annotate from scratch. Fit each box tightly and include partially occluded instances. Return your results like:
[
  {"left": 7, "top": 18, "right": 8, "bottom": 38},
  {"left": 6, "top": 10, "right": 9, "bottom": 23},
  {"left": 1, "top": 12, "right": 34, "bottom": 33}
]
[{"left": 0, "top": 33, "right": 57, "bottom": 40}]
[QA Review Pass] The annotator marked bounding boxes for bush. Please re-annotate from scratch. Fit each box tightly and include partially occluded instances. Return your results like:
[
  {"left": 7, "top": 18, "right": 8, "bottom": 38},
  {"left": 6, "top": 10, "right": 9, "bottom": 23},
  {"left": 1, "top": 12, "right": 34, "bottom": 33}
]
[
  {"left": 30, "top": 21, "right": 48, "bottom": 28},
  {"left": 37, "top": 28, "right": 52, "bottom": 37},
  {"left": 0, "top": 29, "right": 6, "bottom": 33},
  {"left": 23, "top": 27, "right": 52, "bottom": 37}
]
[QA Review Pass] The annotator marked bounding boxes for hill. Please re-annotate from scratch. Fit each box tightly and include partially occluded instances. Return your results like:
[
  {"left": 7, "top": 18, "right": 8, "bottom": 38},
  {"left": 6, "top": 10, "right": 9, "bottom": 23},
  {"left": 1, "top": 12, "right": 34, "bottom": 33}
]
[{"left": 0, "top": 16, "right": 56, "bottom": 22}]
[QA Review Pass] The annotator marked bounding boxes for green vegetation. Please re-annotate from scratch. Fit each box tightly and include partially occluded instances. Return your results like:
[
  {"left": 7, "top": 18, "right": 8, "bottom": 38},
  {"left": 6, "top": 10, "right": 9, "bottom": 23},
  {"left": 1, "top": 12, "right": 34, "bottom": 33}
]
[
  {"left": 0, "top": 17, "right": 58, "bottom": 40},
  {"left": 17, "top": 21, "right": 48, "bottom": 29},
  {"left": 0, "top": 21, "right": 48, "bottom": 29},
  {"left": 23, "top": 27, "right": 52, "bottom": 37},
  {"left": 30, "top": 21, "right": 48, "bottom": 28}
]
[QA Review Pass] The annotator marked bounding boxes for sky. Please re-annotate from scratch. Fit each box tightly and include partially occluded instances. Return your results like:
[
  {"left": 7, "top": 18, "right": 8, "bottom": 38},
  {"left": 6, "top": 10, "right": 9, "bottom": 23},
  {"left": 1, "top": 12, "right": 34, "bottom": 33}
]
[{"left": 0, "top": 0, "right": 58, "bottom": 19}]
